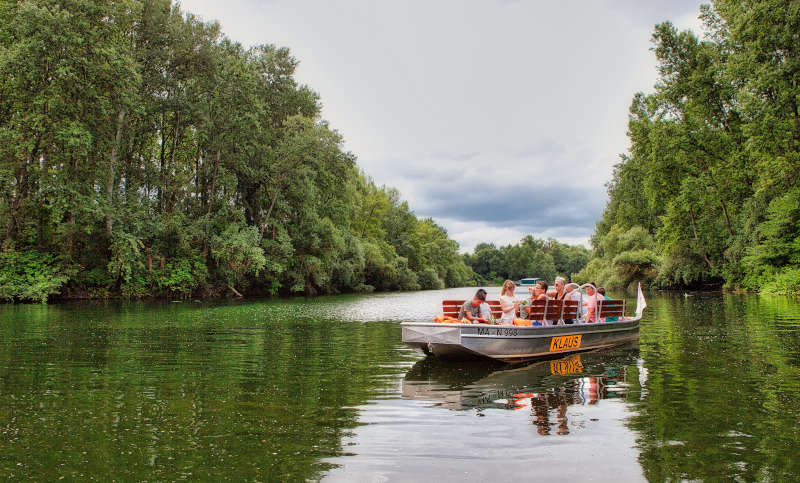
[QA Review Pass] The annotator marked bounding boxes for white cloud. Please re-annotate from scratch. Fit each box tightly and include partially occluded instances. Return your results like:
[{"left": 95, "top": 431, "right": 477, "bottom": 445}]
[{"left": 180, "top": 0, "right": 705, "bottom": 251}]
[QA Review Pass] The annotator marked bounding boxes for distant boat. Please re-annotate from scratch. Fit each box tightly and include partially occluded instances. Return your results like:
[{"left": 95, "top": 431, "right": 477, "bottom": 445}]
[{"left": 517, "top": 277, "right": 544, "bottom": 287}]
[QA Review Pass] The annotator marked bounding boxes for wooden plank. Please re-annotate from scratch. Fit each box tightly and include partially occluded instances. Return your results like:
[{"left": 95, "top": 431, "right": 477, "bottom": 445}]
[
  {"left": 598, "top": 299, "right": 625, "bottom": 318},
  {"left": 562, "top": 300, "right": 579, "bottom": 319},
  {"left": 524, "top": 300, "right": 548, "bottom": 321},
  {"left": 443, "top": 299, "right": 503, "bottom": 318},
  {"left": 544, "top": 299, "right": 563, "bottom": 320}
]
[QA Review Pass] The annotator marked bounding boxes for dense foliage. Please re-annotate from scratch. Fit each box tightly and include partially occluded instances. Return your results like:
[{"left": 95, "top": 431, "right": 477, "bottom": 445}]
[
  {"left": 581, "top": 0, "right": 800, "bottom": 294},
  {"left": 463, "top": 236, "right": 591, "bottom": 284},
  {"left": 0, "top": 0, "right": 475, "bottom": 302}
]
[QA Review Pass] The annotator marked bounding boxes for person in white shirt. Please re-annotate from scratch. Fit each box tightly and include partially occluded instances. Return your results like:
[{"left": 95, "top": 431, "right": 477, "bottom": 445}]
[{"left": 499, "top": 280, "right": 520, "bottom": 325}]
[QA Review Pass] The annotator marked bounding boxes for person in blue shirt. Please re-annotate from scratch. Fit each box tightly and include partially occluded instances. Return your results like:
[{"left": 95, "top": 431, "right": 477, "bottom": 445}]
[{"left": 597, "top": 287, "right": 619, "bottom": 322}]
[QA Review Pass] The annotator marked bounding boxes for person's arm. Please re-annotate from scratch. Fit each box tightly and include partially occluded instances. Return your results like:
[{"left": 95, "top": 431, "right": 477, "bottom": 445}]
[
  {"left": 480, "top": 303, "right": 493, "bottom": 320},
  {"left": 500, "top": 297, "right": 515, "bottom": 315},
  {"left": 457, "top": 303, "right": 466, "bottom": 320}
]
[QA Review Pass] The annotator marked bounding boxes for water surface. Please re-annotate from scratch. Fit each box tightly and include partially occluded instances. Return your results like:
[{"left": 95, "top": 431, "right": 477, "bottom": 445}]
[{"left": 1, "top": 289, "right": 798, "bottom": 481}]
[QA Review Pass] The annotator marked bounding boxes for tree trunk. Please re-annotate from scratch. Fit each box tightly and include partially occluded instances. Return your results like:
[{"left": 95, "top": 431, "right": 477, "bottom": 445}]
[
  {"left": 688, "top": 206, "right": 714, "bottom": 270},
  {"left": 5, "top": 131, "right": 43, "bottom": 242},
  {"left": 105, "top": 109, "right": 126, "bottom": 236},
  {"left": 166, "top": 112, "right": 181, "bottom": 211},
  {"left": 719, "top": 200, "right": 733, "bottom": 238},
  {"left": 207, "top": 148, "right": 220, "bottom": 214},
  {"left": 65, "top": 211, "right": 75, "bottom": 259},
  {"left": 258, "top": 173, "right": 286, "bottom": 241},
  {"left": 158, "top": 114, "right": 167, "bottom": 210},
  {"left": 228, "top": 284, "right": 243, "bottom": 297}
]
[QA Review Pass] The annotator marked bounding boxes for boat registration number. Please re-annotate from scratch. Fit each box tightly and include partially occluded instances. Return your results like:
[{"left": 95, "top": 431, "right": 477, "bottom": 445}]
[{"left": 550, "top": 335, "right": 582, "bottom": 352}]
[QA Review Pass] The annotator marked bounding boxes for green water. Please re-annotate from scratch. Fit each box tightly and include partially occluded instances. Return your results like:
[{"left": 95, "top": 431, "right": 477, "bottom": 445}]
[{"left": 1, "top": 289, "right": 799, "bottom": 481}]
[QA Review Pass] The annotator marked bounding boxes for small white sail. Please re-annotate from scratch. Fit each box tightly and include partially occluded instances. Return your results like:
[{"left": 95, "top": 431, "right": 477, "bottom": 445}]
[{"left": 635, "top": 282, "right": 647, "bottom": 318}]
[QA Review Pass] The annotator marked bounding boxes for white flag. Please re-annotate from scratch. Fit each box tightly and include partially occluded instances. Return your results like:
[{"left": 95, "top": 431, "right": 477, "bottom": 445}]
[{"left": 635, "top": 282, "right": 647, "bottom": 318}]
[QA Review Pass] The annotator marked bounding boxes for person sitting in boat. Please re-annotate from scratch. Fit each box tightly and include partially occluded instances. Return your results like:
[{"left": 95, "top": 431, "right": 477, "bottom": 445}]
[
  {"left": 499, "top": 280, "right": 520, "bottom": 325},
  {"left": 458, "top": 289, "right": 493, "bottom": 322},
  {"left": 532, "top": 281, "right": 549, "bottom": 301},
  {"left": 597, "top": 287, "right": 619, "bottom": 322},
  {"left": 524, "top": 281, "right": 550, "bottom": 321},
  {"left": 583, "top": 282, "right": 602, "bottom": 323},
  {"left": 563, "top": 283, "right": 580, "bottom": 324},
  {"left": 553, "top": 276, "right": 568, "bottom": 301}
]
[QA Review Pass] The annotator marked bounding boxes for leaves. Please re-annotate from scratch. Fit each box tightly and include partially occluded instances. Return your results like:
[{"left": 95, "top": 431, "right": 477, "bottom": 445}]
[
  {"left": 589, "top": 1, "right": 800, "bottom": 293},
  {"left": 0, "top": 0, "right": 475, "bottom": 301}
]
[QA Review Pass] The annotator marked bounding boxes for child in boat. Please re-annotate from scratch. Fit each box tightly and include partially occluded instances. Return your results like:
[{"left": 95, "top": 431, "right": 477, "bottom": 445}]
[{"left": 457, "top": 289, "right": 493, "bottom": 322}]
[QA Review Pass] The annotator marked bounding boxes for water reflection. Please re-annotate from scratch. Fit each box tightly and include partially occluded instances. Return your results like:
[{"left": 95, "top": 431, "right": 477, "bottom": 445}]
[
  {"left": 401, "top": 345, "right": 642, "bottom": 436},
  {"left": 629, "top": 293, "right": 800, "bottom": 481}
]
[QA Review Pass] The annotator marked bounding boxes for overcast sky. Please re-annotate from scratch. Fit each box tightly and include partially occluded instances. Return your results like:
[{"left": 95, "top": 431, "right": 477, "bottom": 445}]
[{"left": 180, "top": 0, "right": 705, "bottom": 251}]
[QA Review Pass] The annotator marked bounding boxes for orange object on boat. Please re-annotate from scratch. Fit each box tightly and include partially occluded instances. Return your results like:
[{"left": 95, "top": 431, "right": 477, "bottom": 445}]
[
  {"left": 513, "top": 319, "right": 532, "bottom": 326},
  {"left": 433, "top": 315, "right": 445, "bottom": 323}
]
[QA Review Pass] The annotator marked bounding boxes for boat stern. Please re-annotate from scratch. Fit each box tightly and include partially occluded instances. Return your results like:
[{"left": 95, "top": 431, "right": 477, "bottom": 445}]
[
  {"left": 402, "top": 322, "right": 492, "bottom": 360},
  {"left": 401, "top": 322, "right": 461, "bottom": 351}
]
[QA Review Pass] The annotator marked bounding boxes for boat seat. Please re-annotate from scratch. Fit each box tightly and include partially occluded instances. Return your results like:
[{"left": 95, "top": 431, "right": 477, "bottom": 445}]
[
  {"left": 598, "top": 299, "right": 625, "bottom": 319},
  {"left": 442, "top": 300, "right": 503, "bottom": 319},
  {"left": 526, "top": 299, "right": 547, "bottom": 320},
  {"left": 526, "top": 299, "right": 580, "bottom": 321},
  {"left": 562, "top": 300, "right": 580, "bottom": 320}
]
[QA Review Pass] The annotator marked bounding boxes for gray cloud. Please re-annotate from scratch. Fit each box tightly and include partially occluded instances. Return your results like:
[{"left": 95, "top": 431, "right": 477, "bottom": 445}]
[{"left": 413, "top": 172, "right": 606, "bottom": 240}]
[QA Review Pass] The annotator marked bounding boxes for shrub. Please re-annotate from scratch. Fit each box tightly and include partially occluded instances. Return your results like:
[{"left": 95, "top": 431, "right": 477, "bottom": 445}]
[
  {"left": 0, "top": 249, "right": 70, "bottom": 303},
  {"left": 418, "top": 267, "right": 445, "bottom": 290},
  {"left": 153, "top": 257, "right": 209, "bottom": 297},
  {"left": 761, "top": 267, "right": 800, "bottom": 295}
]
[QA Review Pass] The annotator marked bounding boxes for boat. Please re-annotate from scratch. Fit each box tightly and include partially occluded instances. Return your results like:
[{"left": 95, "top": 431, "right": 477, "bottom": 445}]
[
  {"left": 401, "top": 283, "right": 646, "bottom": 363},
  {"left": 517, "top": 277, "right": 543, "bottom": 287}
]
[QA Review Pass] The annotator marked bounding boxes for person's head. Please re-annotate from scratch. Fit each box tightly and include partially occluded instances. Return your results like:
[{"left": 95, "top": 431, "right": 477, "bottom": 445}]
[
  {"left": 472, "top": 288, "right": 487, "bottom": 306},
  {"left": 554, "top": 276, "right": 566, "bottom": 291},
  {"left": 533, "top": 280, "right": 548, "bottom": 295},
  {"left": 565, "top": 283, "right": 575, "bottom": 293},
  {"left": 597, "top": 287, "right": 606, "bottom": 296},
  {"left": 586, "top": 282, "right": 596, "bottom": 295},
  {"left": 501, "top": 280, "right": 515, "bottom": 297}
]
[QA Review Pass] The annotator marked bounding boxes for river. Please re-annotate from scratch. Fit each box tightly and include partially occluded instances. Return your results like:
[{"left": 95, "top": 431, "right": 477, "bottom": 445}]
[{"left": 1, "top": 288, "right": 799, "bottom": 481}]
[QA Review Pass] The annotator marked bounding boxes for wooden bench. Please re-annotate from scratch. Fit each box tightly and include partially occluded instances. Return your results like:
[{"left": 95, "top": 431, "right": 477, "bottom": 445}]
[
  {"left": 443, "top": 300, "right": 503, "bottom": 319},
  {"left": 526, "top": 299, "right": 580, "bottom": 322},
  {"left": 442, "top": 298, "right": 588, "bottom": 323},
  {"left": 598, "top": 299, "right": 625, "bottom": 320}
]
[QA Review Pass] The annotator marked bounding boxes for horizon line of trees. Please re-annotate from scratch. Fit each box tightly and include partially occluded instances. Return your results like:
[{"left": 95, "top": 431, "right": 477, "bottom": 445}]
[
  {"left": 576, "top": 0, "right": 800, "bottom": 295},
  {"left": 0, "top": 0, "right": 476, "bottom": 303},
  {"left": 463, "top": 236, "right": 592, "bottom": 285}
]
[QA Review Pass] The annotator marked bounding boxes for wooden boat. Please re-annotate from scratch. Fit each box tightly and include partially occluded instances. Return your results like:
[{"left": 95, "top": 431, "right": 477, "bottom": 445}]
[{"left": 401, "top": 283, "right": 646, "bottom": 363}]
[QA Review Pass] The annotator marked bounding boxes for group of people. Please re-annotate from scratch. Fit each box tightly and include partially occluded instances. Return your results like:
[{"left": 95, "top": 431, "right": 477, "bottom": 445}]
[{"left": 457, "top": 278, "right": 614, "bottom": 325}]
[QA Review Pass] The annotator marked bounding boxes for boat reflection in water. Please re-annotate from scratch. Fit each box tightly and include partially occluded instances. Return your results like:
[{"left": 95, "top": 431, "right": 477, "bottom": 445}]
[{"left": 402, "top": 343, "right": 644, "bottom": 436}]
